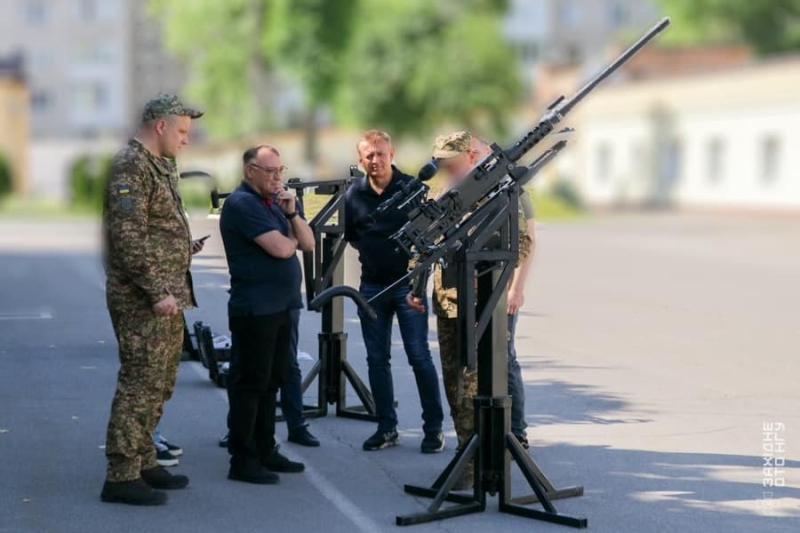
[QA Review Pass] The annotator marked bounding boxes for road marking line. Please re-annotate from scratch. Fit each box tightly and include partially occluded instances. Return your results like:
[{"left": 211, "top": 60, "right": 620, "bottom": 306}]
[
  {"left": 186, "top": 361, "right": 384, "bottom": 533},
  {"left": 0, "top": 311, "right": 53, "bottom": 321}
]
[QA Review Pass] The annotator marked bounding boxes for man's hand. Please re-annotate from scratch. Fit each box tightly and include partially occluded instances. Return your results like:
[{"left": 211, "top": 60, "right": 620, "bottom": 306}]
[
  {"left": 507, "top": 288, "right": 524, "bottom": 315},
  {"left": 191, "top": 239, "right": 205, "bottom": 255},
  {"left": 153, "top": 294, "right": 179, "bottom": 316},
  {"left": 277, "top": 191, "right": 296, "bottom": 215},
  {"left": 406, "top": 293, "right": 426, "bottom": 314}
]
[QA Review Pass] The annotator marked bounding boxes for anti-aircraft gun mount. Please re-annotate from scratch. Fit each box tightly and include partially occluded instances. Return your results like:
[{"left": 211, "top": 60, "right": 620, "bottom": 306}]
[{"left": 310, "top": 17, "right": 671, "bottom": 529}]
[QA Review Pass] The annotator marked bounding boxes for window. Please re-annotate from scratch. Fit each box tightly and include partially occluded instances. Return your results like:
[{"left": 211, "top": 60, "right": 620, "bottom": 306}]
[
  {"left": 596, "top": 143, "right": 613, "bottom": 184},
  {"left": 72, "top": 83, "right": 109, "bottom": 112},
  {"left": 610, "top": 2, "right": 629, "bottom": 25},
  {"left": 558, "top": 0, "right": 583, "bottom": 28},
  {"left": 76, "top": 0, "right": 96, "bottom": 21},
  {"left": 72, "top": 42, "right": 115, "bottom": 65},
  {"left": 21, "top": 0, "right": 48, "bottom": 24},
  {"left": 31, "top": 89, "right": 51, "bottom": 112},
  {"left": 761, "top": 136, "right": 781, "bottom": 185},
  {"left": 707, "top": 138, "right": 725, "bottom": 184}
]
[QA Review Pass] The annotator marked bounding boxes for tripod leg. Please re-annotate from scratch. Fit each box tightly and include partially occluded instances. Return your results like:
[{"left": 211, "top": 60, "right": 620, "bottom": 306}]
[
  {"left": 426, "top": 435, "right": 478, "bottom": 513},
  {"left": 300, "top": 360, "right": 320, "bottom": 394},
  {"left": 341, "top": 359, "right": 377, "bottom": 415},
  {"left": 431, "top": 433, "right": 476, "bottom": 490},
  {"left": 506, "top": 434, "right": 556, "bottom": 512}
]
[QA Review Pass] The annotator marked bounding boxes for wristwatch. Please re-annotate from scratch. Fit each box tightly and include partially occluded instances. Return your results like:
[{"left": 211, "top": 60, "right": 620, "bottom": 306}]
[{"left": 286, "top": 211, "right": 298, "bottom": 220}]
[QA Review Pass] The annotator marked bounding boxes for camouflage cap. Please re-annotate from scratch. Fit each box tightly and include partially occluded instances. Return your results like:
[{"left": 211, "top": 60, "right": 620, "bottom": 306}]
[
  {"left": 432, "top": 131, "right": 473, "bottom": 160},
  {"left": 141, "top": 93, "right": 203, "bottom": 123}
]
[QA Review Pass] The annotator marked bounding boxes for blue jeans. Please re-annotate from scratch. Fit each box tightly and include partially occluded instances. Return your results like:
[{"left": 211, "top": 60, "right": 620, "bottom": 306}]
[
  {"left": 358, "top": 282, "right": 444, "bottom": 434},
  {"left": 507, "top": 313, "right": 528, "bottom": 436},
  {"left": 280, "top": 308, "right": 306, "bottom": 432}
]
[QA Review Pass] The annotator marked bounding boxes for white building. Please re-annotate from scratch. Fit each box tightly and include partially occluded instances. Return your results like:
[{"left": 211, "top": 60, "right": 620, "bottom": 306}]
[{"left": 574, "top": 56, "right": 800, "bottom": 210}]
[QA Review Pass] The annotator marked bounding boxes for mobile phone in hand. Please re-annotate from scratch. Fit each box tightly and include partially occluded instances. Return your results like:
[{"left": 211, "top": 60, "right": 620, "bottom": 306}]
[{"left": 197, "top": 234, "right": 211, "bottom": 243}]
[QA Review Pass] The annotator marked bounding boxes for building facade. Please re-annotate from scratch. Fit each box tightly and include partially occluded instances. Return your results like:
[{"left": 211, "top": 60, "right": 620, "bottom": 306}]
[
  {"left": 504, "top": 0, "right": 660, "bottom": 86},
  {"left": 575, "top": 56, "right": 800, "bottom": 210},
  {"left": 0, "top": 0, "right": 183, "bottom": 140},
  {"left": 0, "top": 55, "right": 30, "bottom": 194}
]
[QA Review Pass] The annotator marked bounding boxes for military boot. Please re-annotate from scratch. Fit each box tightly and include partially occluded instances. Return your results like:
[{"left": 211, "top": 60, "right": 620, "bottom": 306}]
[
  {"left": 100, "top": 479, "right": 168, "bottom": 505},
  {"left": 141, "top": 466, "right": 190, "bottom": 489}
]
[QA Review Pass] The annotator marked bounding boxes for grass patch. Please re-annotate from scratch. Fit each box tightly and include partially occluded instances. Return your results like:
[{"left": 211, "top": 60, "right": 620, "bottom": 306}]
[{"left": 0, "top": 195, "right": 98, "bottom": 220}]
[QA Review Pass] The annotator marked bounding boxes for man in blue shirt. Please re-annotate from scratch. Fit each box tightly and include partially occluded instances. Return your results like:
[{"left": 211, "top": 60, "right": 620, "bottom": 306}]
[
  {"left": 344, "top": 130, "right": 445, "bottom": 453},
  {"left": 220, "top": 144, "right": 315, "bottom": 484}
]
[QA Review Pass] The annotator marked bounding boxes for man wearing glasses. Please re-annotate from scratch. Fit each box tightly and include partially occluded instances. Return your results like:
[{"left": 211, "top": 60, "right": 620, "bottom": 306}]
[{"left": 219, "top": 145, "right": 315, "bottom": 484}]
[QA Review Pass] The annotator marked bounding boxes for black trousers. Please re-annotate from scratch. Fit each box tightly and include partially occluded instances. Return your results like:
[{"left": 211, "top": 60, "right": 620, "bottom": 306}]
[{"left": 227, "top": 310, "right": 291, "bottom": 462}]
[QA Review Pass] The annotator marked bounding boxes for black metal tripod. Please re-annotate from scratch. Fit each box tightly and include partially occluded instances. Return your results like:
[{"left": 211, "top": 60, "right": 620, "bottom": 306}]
[
  {"left": 396, "top": 187, "right": 586, "bottom": 528},
  {"left": 280, "top": 177, "right": 379, "bottom": 422}
]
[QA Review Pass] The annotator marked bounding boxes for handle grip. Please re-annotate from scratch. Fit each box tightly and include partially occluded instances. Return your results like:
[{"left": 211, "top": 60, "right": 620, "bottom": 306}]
[{"left": 308, "top": 285, "right": 377, "bottom": 321}]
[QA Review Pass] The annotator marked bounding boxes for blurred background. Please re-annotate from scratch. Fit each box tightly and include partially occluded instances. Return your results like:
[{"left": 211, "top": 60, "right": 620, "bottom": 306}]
[{"left": 0, "top": 0, "right": 797, "bottom": 218}]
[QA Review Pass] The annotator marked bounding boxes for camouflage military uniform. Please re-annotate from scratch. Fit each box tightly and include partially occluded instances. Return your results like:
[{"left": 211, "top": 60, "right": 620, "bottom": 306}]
[
  {"left": 102, "top": 129, "right": 198, "bottom": 482},
  {"left": 430, "top": 131, "right": 533, "bottom": 486}
]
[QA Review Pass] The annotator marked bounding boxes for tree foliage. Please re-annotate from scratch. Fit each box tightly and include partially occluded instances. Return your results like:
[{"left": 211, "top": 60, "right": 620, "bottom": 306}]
[
  {"left": 149, "top": 0, "right": 521, "bottom": 144},
  {"left": 657, "top": 0, "right": 800, "bottom": 55}
]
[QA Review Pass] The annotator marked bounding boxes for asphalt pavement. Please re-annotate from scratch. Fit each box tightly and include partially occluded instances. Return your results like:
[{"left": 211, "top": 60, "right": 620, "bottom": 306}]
[{"left": 0, "top": 213, "right": 798, "bottom": 533}]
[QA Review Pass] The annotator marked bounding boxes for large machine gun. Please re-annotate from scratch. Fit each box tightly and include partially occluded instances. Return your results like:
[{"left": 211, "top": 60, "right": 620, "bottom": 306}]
[{"left": 312, "top": 17, "right": 670, "bottom": 311}]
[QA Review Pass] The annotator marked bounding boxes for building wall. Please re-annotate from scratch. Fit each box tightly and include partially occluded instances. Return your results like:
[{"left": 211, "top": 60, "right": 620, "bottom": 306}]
[
  {"left": 575, "top": 58, "right": 800, "bottom": 210},
  {"left": 0, "top": 0, "right": 129, "bottom": 138},
  {"left": 0, "top": 77, "right": 30, "bottom": 193}
]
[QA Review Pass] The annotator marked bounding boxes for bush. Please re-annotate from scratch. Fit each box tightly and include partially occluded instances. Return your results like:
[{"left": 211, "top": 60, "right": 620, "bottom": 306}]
[
  {"left": 0, "top": 151, "right": 13, "bottom": 198},
  {"left": 550, "top": 180, "right": 583, "bottom": 210},
  {"left": 69, "top": 154, "right": 112, "bottom": 212}
]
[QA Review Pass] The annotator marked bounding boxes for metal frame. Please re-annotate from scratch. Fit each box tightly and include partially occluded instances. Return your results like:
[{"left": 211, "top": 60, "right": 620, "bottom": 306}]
[
  {"left": 278, "top": 177, "right": 379, "bottom": 422},
  {"left": 396, "top": 187, "right": 586, "bottom": 528}
]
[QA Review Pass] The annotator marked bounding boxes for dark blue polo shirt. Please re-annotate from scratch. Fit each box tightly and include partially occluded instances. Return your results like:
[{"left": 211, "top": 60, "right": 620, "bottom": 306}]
[
  {"left": 220, "top": 181, "right": 304, "bottom": 316},
  {"left": 344, "top": 166, "right": 416, "bottom": 285}
]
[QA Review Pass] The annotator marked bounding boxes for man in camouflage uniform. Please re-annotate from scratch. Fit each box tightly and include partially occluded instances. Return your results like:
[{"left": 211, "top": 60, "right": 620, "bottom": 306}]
[
  {"left": 100, "top": 94, "right": 204, "bottom": 506},
  {"left": 408, "top": 131, "right": 535, "bottom": 490}
]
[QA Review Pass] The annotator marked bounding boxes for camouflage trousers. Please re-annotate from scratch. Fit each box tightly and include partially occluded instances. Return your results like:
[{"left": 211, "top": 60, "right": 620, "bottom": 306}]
[
  {"left": 437, "top": 317, "right": 478, "bottom": 448},
  {"left": 105, "top": 303, "right": 183, "bottom": 482}
]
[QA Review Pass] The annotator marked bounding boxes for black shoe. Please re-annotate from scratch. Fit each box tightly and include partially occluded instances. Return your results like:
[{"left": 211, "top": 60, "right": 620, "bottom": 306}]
[
  {"left": 101, "top": 479, "right": 168, "bottom": 505},
  {"left": 262, "top": 446, "right": 305, "bottom": 473},
  {"left": 141, "top": 466, "right": 189, "bottom": 490},
  {"left": 363, "top": 429, "right": 399, "bottom": 451},
  {"left": 420, "top": 432, "right": 445, "bottom": 454},
  {"left": 156, "top": 436, "right": 183, "bottom": 457},
  {"left": 228, "top": 458, "right": 280, "bottom": 485},
  {"left": 156, "top": 445, "right": 179, "bottom": 467},
  {"left": 287, "top": 426, "right": 320, "bottom": 447},
  {"left": 514, "top": 433, "right": 530, "bottom": 450},
  {"left": 219, "top": 433, "right": 229, "bottom": 448}
]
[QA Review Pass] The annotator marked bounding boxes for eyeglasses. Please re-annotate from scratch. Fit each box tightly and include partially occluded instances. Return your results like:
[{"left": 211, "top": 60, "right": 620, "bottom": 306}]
[{"left": 249, "top": 163, "right": 288, "bottom": 177}]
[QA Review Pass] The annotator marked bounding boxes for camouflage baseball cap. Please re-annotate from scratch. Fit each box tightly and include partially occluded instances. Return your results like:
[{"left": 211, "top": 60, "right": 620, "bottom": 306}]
[
  {"left": 432, "top": 131, "right": 472, "bottom": 160},
  {"left": 141, "top": 93, "right": 203, "bottom": 122}
]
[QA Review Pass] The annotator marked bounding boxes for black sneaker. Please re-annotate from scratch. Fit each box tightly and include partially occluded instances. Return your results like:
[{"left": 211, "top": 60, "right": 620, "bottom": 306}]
[
  {"left": 262, "top": 446, "right": 305, "bottom": 473},
  {"left": 156, "top": 444, "right": 179, "bottom": 467},
  {"left": 514, "top": 434, "right": 530, "bottom": 450},
  {"left": 420, "top": 432, "right": 445, "bottom": 454},
  {"left": 228, "top": 458, "right": 279, "bottom": 485},
  {"left": 363, "top": 429, "right": 399, "bottom": 451},
  {"left": 219, "top": 433, "right": 229, "bottom": 448},
  {"left": 156, "top": 436, "right": 183, "bottom": 457},
  {"left": 141, "top": 466, "right": 189, "bottom": 490},
  {"left": 101, "top": 479, "right": 168, "bottom": 506},
  {"left": 288, "top": 426, "right": 320, "bottom": 447}
]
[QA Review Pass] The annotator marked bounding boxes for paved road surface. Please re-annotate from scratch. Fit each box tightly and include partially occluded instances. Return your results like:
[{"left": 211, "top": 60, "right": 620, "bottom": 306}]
[{"left": 0, "top": 213, "right": 798, "bottom": 533}]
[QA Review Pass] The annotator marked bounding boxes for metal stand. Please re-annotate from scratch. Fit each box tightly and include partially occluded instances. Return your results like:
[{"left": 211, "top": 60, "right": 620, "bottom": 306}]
[
  {"left": 278, "top": 177, "right": 379, "bottom": 422},
  {"left": 396, "top": 188, "right": 586, "bottom": 528}
]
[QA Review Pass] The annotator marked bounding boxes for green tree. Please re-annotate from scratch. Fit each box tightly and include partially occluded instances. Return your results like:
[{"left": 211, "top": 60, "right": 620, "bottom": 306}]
[
  {"left": 337, "top": 0, "right": 522, "bottom": 138},
  {"left": 149, "top": 0, "right": 521, "bottom": 148},
  {"left": 148, "top": 0, "right": 274, "bottom": 139},
  {"left": 264, "top": 0, "right": 361, "bottom": 163},
  {"left": 658, "top": 0, "right": 800, "bottom": 55}
]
